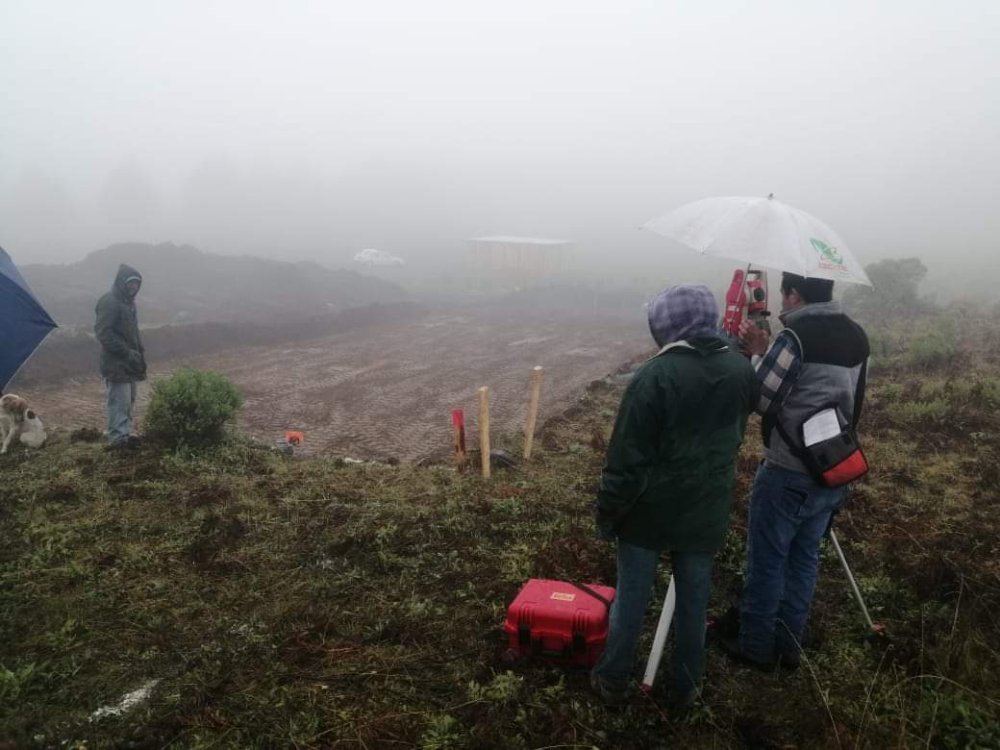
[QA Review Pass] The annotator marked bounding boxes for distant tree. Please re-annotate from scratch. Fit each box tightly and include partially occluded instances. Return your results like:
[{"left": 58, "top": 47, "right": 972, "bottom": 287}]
[{"left": 843, "top": 257, "right": 931, "bottom": 318}]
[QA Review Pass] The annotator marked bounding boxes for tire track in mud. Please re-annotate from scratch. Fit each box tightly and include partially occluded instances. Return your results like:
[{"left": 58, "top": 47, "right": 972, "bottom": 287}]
[{"left": 25, "top": 313, "right": 649, "bottom": 462}]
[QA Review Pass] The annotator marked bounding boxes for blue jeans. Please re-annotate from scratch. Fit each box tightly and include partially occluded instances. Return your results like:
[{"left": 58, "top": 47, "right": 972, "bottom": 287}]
[
  {"left": 593, "top": 543, "right": 714, "bottom": 697},
  {"left": 739, "top": 462, "right": 847, "bottom": 663},
  {"left": 106, "top": 380, "right": 137, "bottom": 444}
]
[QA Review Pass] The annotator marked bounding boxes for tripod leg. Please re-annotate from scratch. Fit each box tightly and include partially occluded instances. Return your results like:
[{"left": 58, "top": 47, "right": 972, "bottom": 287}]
[{"left": 829, "top": 529, "right": 875, "bottom": 631}]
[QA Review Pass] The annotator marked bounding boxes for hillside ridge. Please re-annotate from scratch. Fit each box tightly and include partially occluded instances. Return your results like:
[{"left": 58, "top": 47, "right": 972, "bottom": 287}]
[{"left": 21, "top": 242, "right": 408, "bottom": 327}]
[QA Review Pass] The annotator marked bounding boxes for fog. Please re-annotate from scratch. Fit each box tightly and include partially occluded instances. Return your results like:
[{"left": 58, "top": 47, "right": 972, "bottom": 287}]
[{"left": 2, "top": 1, "right": 998, "bottom": 298}]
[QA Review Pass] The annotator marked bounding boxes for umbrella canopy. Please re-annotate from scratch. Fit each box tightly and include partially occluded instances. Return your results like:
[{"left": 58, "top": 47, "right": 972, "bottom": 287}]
[
  {"left": 1, "top": 246, "right": 58, "bottom": 390},
  {"left": 643, "top": 195, "right": 872, "bottom": 286}
]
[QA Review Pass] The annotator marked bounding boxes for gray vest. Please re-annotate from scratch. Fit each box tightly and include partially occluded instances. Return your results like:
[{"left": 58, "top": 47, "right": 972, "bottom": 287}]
[{"left": 763, "top": 301, "right": 869, "bottom": 474}]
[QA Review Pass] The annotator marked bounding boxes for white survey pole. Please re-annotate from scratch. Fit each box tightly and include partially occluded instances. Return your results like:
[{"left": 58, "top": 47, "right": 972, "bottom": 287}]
[{"left": 640, "top": 575, "right": 676, "bottom": 691}]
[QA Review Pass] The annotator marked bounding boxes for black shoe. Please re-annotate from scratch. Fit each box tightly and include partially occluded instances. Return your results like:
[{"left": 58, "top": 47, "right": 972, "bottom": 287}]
[
  {"left": 715, "top": 634, "right": 778, "bottom": 672},
  {"left": 105, "top": 435, "right": 141, "bottom": 452},
  {"left": 775, "top": 650, "right": 801, "bottom": 672},
  {"left": 665, "top": 688, "right": 699, "bottom": 718},
  {"left": 707, "top": 606, "right": 741, "bottom": 640},
  {"left": 590, "top": 671, "right": 630, "bottom": 706}
]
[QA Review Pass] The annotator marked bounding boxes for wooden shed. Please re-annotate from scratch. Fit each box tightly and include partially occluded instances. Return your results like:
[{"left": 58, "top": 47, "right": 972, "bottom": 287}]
[{"left": 467, "top": 236, "right": 573, "bottom": 279}]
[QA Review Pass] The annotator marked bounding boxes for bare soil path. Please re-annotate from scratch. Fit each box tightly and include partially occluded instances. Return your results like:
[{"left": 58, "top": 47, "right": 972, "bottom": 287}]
[{"left": 28, "top": 312, "right": 649, "bottom": 461}]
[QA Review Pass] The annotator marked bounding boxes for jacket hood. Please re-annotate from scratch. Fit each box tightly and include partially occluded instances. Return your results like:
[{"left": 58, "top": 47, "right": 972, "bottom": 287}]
[
  {"left": 779, "top": 299, "right": 842, "bottom": 325},
  {"left": 654, "top": 335, "right": 731, "bottom": 359},
  {"left": 647, "top": 284, "right": 719, "bottom": 348},
  {"left": 113, "top": 264, "right": 142, "bottom": 299}
]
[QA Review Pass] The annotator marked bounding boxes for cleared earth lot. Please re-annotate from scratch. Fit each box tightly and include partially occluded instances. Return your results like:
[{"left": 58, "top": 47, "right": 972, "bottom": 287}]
[{"left": 27, "top": 311, "right": 650, "bottom": 461}]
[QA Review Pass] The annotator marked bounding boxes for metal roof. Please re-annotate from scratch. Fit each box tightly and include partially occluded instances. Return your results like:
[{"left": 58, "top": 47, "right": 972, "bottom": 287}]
[{"left": 469, "top": 236, "right": 572, "bottom": 246}]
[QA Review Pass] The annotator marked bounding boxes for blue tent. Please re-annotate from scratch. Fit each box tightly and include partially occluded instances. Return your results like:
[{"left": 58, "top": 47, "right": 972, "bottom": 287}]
[{"left": 1, "top": 245, "right": 57, "bottom": 390}]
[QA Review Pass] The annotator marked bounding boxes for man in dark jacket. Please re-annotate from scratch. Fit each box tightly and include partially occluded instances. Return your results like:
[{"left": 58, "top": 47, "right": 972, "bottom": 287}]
[
  {"left": 95, "top": 264, "right": 147, "bottom": 446},
  {"left": 721, "top": 273, "right": 869, "bottom": 670},
  {"left": 591, "top": 284, "right": 758, "bottom": 709}
]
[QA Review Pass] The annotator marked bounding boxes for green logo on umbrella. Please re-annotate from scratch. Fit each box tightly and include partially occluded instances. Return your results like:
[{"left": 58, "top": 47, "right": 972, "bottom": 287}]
[{"left": 810, "top": 238, "right": 844, "bottom": 267}]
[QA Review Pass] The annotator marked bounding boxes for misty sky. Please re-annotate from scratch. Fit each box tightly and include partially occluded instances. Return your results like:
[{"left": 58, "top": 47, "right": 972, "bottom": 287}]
[{"left": 2, "top": 1, "right": 998, "bottom": 296}]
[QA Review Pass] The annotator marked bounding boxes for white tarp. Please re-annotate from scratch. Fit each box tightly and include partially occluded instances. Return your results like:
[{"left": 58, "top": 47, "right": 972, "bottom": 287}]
[
  {"left": 353, "top": 248, "right": 405, "bottom": 267},
  {"left": 91, "top": 679, "right": 160, "bottom": 721}
]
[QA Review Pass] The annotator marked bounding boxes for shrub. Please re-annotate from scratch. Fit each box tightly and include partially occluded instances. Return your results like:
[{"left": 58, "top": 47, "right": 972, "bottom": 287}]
[
  {"left": 874, "top": 382, "right": 905, "bottom": 403},
  {"left": 904, "top": 317, "right": 958, "bottom": 369},
  {"left": 886, "top": 399, "right": 950, "bottom": 425},
  {"left": 925, "top": 691, "right": 1000, "bottom": 750},
  {"left": 419, "top": 714, "right": 463, "bottom": 750},
  {"left": 144, "top": 368, "right": 243, "bottom": 448},
  {"left": 969, "top": 377, "right": 1000, "bottom": 408},
  {"left": 913, "top": 377, "right": 1000, "bottom": 409},
  {"left": 867, "top": 328, "right": 906, "bottom": 369}
]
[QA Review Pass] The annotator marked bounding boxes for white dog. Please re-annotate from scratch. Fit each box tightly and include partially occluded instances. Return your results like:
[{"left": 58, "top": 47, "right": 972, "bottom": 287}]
[{"left": 0, "top": 393, "right": 48, "bottom": 453}]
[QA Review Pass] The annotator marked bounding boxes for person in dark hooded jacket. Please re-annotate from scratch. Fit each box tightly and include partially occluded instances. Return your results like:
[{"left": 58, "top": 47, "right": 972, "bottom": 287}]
[
  {"left": 95, "top": 264, "right": 146, "bottom": 446},
  {"left": 590, "top": 284, "right": 757, "bottom": 710}
]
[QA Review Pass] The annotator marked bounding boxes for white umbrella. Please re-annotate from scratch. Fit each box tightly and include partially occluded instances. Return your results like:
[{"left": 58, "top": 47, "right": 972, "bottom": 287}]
[{"left": 643, "top": 195, "right": 872, "bottom": 286}]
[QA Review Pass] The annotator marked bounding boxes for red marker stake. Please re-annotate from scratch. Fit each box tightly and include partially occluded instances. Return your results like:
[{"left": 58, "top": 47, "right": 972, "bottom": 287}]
[{"left": 452, "top": 409, "right": 467, "bottom": 470}]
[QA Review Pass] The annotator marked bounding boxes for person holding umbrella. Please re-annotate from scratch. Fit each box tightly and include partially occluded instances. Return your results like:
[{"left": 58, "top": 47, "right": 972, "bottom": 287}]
[
  {"left": 642, "top": 196, "right": 873, "bottom": 670},
  {"left": 95, "top": 264, "right": 147, "bottom": 448}
]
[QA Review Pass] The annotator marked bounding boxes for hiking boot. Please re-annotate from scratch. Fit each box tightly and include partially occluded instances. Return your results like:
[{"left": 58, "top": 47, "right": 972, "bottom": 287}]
[
  {"left": 105, "top": 435, "right": 141, "bottom": 452},
  {"left": 706, "top": 606, "right": 741, "bottom": 640},
  {"left": 715, "top": 634, "right": 778, "bottom": 672},
  {"left": 665, "top": 688, "right": 699, "bottom": 719},
  {"left": 775, "top": 650, "right": 801, "bottom": 672},
  {"left": 590, "top": 670, "right": 630, "bottom": 706}
]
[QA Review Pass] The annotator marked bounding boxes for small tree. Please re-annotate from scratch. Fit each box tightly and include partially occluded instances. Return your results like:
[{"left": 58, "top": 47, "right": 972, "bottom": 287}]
[
  {"left": 843, "top": 257, "right": 931, "bottom": 318},
  {"left": 144, "top": 368, "right": 243, "bottom": 448}
]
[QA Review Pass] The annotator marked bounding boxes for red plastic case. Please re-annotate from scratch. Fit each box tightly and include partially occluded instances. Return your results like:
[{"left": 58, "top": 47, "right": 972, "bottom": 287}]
[{"left": 504, "top": 579, "right": 616, "bottom": 667}]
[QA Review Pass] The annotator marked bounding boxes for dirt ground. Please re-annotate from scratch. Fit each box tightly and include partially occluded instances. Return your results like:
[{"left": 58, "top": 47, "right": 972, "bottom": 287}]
[{"left": 27, "top": 311, "right": 650, "bottom": 461}]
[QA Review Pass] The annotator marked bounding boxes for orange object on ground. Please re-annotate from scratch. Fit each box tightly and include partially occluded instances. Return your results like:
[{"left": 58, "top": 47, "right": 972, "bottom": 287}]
[
  {"left": 504, "top": 579, "right": 616, "bottom": 667},
  {"left": 285, "top": 431, "right": 304, "bottom": 445}
]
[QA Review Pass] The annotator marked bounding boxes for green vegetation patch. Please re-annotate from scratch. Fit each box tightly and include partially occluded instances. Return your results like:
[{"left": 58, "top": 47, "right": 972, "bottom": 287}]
[
  {"left": 143, "top": 368, "right": 243, "bottom": 448},
  {"left": 2, "top": 315, "right": 999, "bottom": 748}
]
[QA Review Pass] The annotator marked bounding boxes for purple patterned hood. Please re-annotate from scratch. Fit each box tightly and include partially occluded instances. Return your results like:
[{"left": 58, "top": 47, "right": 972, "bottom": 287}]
[{"left": 647, "top": 284, "right": 720, "bottom": 347}]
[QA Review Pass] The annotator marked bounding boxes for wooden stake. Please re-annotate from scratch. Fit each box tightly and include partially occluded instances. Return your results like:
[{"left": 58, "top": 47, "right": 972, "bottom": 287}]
[
  {"left": 451, "top": 409, "right": 467, "bottom": 470},
  {"left": 478, "top": 386, "right": 491, "bottom": 479},
  {"left": 523, "top": 366, "right": 544, "bottom": 460}
]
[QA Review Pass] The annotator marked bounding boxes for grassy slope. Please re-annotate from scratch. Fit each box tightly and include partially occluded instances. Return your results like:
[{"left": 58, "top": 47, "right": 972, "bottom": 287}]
[{"left": 2, "top": 313, "right": 999, "bottom": 749}]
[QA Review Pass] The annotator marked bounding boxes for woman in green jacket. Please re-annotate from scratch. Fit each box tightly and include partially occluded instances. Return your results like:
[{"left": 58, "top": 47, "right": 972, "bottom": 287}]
[{"left": 592, "top": 284, "right": 757, "bottom": 709}]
